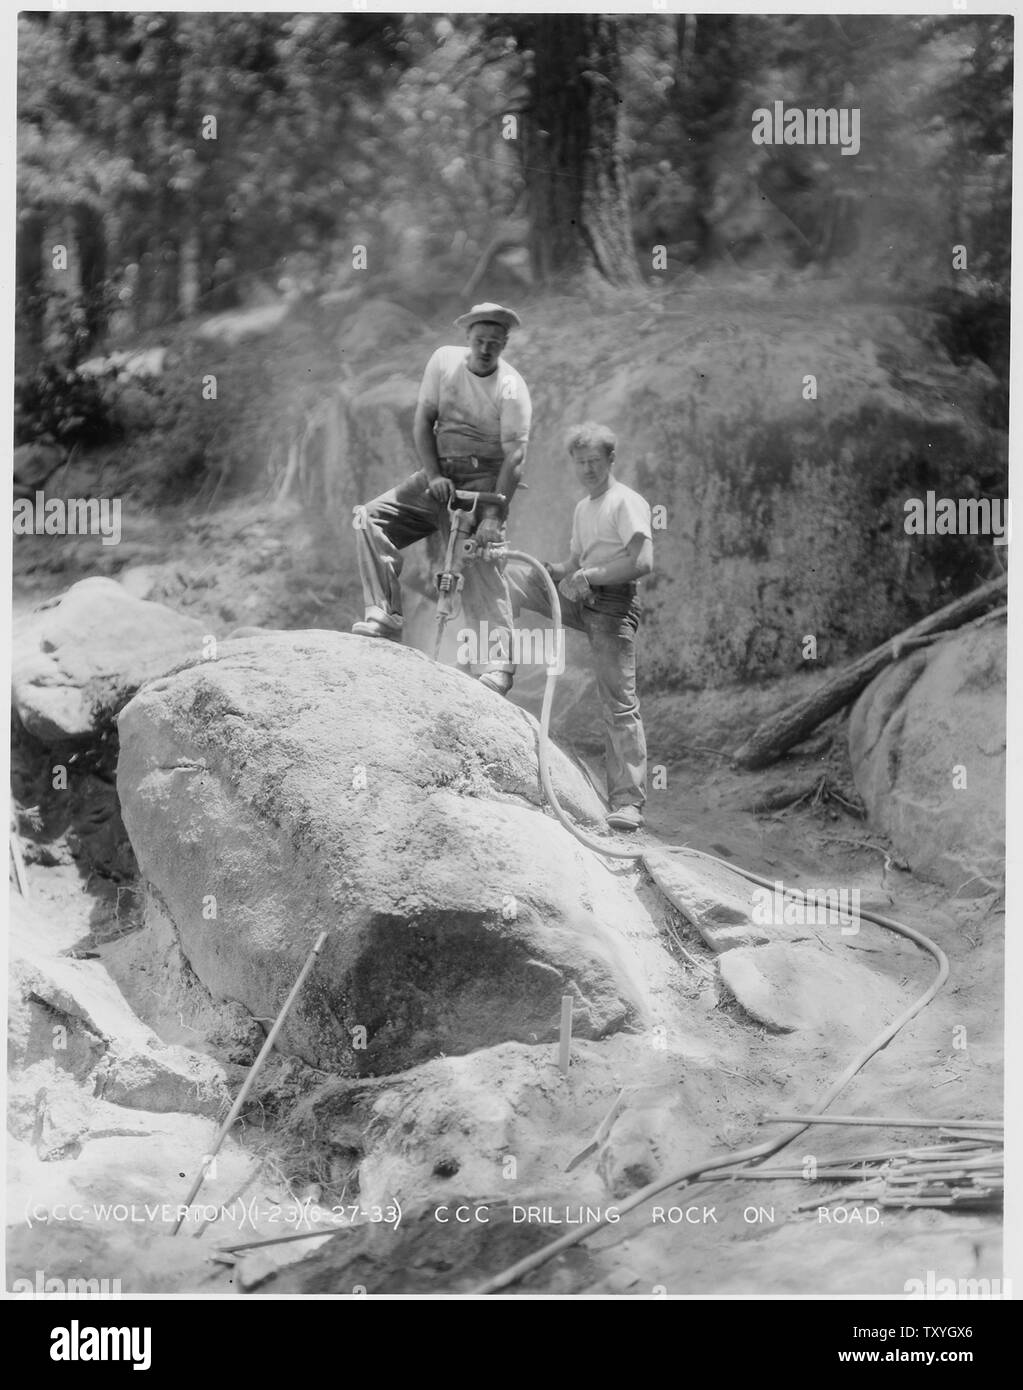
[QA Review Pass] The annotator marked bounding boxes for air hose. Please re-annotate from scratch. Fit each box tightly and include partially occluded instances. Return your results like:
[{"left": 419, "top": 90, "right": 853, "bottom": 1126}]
[{"left": 476, "top": 552, "right": 951, "bottom": 1294}]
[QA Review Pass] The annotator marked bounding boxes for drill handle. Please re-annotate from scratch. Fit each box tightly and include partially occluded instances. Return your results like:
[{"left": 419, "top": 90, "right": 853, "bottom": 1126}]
[
  {"left": 475, "top": 491, "right": 508, "bottom": 519},
  {"left": 450, "top": 489, "right": 508, "bottom": 520}
]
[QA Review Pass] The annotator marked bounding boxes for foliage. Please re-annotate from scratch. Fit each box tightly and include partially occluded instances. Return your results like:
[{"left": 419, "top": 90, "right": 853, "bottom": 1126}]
[
  {"left": 16, "top": 13, "right": 1011, "bottom": 369},
  {"left": 14, "top": 295, "right": 120, "bottom": 447}
]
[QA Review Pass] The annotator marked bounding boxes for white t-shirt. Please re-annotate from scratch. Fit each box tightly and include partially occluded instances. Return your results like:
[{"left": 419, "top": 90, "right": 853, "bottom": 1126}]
[
  {"left": 571, "top": 480, "right": 652, "bottom": 570},
  {"left": 418, "top": 346, "right": 531, "bottom": 460}
]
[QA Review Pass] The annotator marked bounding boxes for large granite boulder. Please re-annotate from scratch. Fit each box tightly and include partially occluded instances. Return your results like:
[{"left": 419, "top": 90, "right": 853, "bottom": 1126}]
[
  {"left": 12, "top": 577, "right": 206, "bottom": 743},
  {"left": 848, "top": 620, "right": 1006, "bottom": 895},
  {"left": 8, "top": 895, "right": 230, "bottom": 1147},
  {"left": 117, "top": 631, "right": 657, "bottom": 1074}
]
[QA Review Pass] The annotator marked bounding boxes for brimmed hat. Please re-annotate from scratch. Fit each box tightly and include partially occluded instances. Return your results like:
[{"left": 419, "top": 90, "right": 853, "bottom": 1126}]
[{"left": 453, "top": 302, "right": 522, "bottom": 332}]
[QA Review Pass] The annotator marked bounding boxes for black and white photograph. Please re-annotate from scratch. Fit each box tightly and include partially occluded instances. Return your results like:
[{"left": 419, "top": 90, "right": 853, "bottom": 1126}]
[{"left": 4, "top": 1, "right": 1018, "bottom": 1332}]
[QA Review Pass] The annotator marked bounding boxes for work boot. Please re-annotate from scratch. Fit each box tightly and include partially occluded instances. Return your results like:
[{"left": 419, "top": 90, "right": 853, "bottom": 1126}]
[
  {"left": 351, "top": 617, "right": 402, "bottom": 641},
  {"left": 606, "top": 805, "right": 643, "bottom": 831},
  {"left": 478, "top": 670, "right": 514, "bottom": 697}
]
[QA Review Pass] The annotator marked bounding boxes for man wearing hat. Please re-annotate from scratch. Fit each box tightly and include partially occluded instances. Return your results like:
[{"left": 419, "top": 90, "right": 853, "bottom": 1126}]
[{"left": 351, "top": 302, "right": 531, "bottom": 693}]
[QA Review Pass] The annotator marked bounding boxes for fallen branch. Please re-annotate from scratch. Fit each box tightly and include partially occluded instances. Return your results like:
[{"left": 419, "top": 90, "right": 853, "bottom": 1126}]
[
  {"left": 732, "top": 579, "right": 1007, "bottom": 769},
  {"left": 218, "top": 1228, "right": 340, "bottom": 1255},
  {"left": 565, "top": 1088, "right": 627, "bottom": 1173},
  {"left": 664, "top": 920, "right": 716, "bottom": 979},
  {"left": 818, "top": 835, "right": 907, "bottom": 869}
]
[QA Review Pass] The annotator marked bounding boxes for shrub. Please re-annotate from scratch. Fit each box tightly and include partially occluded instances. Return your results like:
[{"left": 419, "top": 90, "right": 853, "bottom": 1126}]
[{"left": 14, "top": 296, "right": 120, "bottom": 448}]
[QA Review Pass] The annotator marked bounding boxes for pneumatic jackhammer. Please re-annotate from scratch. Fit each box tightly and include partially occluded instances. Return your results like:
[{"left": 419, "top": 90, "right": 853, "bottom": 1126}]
[{"left": 432, "top": 489, "right": 507, "bottom": 661}]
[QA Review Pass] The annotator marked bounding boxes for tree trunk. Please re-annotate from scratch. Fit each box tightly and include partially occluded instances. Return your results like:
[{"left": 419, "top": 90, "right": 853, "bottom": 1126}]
[
  {"left": 521, "top": 16, "right": 639, "bottom": 286},
  {"left": 731, "top": 576, "right": 1007, "bottom": 769},
  {"left": 73, "top": 201, "right": 108, "bottom": 345},
  {"left": 675, "top": 14, "right": 739, "bottom": 263},
  {"left": 16, "top": 209, "right": 46, "bottom": 366}
]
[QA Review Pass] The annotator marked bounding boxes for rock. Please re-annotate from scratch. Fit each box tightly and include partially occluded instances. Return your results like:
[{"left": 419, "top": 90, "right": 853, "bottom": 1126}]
[
  {"left": 28, "top": 1082, "right": 95, "bottom": 1161},
  {"left": 644, "top": 848, "right": 769, "bottom": 952},
  {"left": 62, "top": 770, "right": 136, "bottom": 880},
  {"left": 278, "top": 1041, "right": 622, "bottom": 1210},
  {"left": 718, "top": 942, "right": 905, "bottom": 1040},
  {"left": 11, "top": 692, "right": 136, "bottom": 882},
  {"left": 117, "top": 631, "right": 657, "bottom": 1073},
  {"left": 101, "top": 891, "right": 266, "bottom": 1067},
  {"left": 10, "top": 957, "right": 229, "bottom": 1118},
  {"left": 848, "top": 622, "right": 1006, "bottom": 895},
  {"left": 236, "top": 1239, "right": 334, "bottom": 1291},
  {"left": 643, "top": 848, "right": 819, "bottom": 952},
  {"left": 7, "top": 1107, "right": 260, "bottom": 1247},
  {"left": 12, "top": 578, "right": 206, "bottom": 742},
  {"left": 77, "top": 347, "right": 167, "bottom": 380},
  {"left": 91, "top": 1046, "right": 228, "bottom": 1115},
  {"left": 596, "top": 1110, "right": 660, "bottom": 1197},
  {"left": 14, "top": 441, "right": 63, "bottom": 488},
  {"left": 195, "top": 300, "right": 293, "bottom": 347},
  {"left": 118, "top": 565, "right": 162, "bottom": 601},
  {"left": 9, "top": 895, "right": 230, "bottom": 1120}
]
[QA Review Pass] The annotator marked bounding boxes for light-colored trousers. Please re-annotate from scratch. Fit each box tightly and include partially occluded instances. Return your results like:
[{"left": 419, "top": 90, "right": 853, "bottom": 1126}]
[
  {"left": 354, "top": 466, "right": 514, "bottom": 674},
  {"left": 504, "top": 560, "right": 648, "bottom": 810}
]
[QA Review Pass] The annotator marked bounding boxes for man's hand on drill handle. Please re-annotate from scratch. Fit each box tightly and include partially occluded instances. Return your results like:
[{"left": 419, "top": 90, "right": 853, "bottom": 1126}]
[
  {"left": 426, "top": 474, "right": 454, "bottom": 504},
  {"left": 475, "top": 503, "right": 507, "bottom": 555}
]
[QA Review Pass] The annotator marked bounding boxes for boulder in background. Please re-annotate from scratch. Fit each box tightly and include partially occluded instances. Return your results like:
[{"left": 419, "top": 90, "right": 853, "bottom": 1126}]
[
  {"left": 12, "top": 577, "right": 206, "bottom": 743},
  {"left": 848, "top": 621, "right": 1006, "bottom": 895}
]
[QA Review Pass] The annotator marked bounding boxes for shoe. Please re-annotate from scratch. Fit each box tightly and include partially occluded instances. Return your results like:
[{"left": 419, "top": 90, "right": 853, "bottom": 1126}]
[
  {"left": 477, "top": 671, "right": 514, "bottom": 697},
  {"left": 351, "top": 618, "right": 402, "bottom": 641},
  {"left": 606, "top": 805, "right": 644, "bottom": 831}
]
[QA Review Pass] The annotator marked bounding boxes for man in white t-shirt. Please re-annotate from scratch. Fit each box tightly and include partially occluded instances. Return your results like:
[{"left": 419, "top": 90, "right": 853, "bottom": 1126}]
[
  {"left": 505, "top": 422, "right": 652, "bottom": 830},
  {"left": 351, "top": 303, "right": 531, "bottom": 689}
]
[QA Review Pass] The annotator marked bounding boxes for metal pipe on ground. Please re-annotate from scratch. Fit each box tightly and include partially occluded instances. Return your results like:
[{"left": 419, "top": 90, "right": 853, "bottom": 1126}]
[{"left": 172, "top": 930, "right": 330, "bottom": 1236}]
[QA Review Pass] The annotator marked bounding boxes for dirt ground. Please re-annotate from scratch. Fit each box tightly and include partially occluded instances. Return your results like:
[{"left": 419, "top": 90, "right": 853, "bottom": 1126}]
[{"left": 8, "top": 494, "right": 1005, "bottom": 1297}]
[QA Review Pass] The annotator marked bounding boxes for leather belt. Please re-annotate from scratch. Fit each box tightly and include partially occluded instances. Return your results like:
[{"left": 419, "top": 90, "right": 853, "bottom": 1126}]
[
  {"left": 439, "top": 455, "right": 502, "bottom": 469},
  {"left": 589, "top": 581, "right": 639, "bottom": 598}
]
